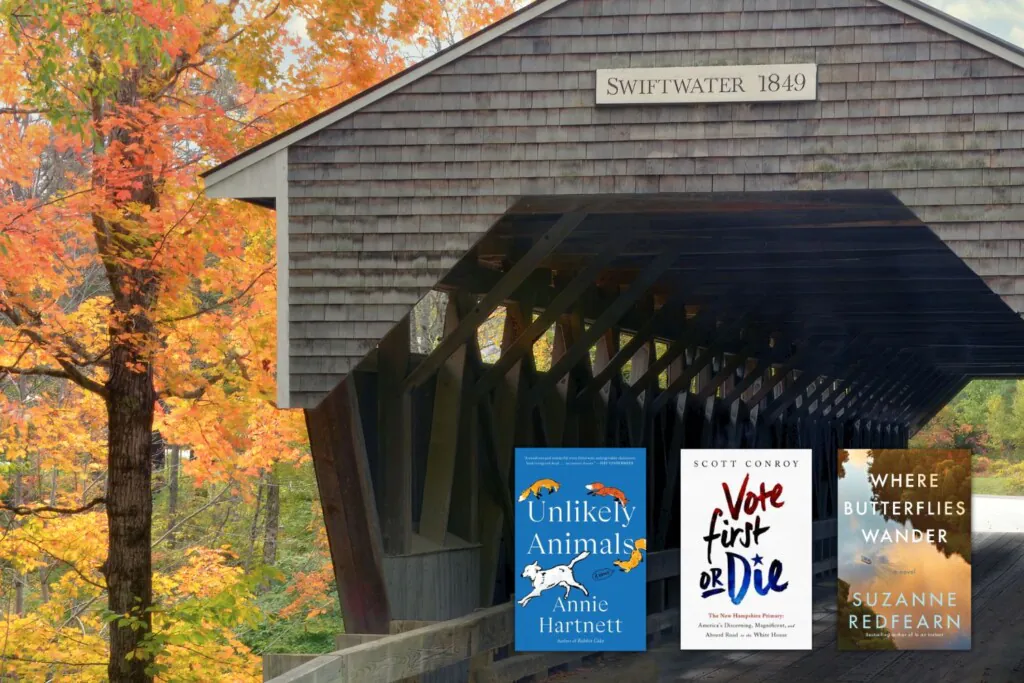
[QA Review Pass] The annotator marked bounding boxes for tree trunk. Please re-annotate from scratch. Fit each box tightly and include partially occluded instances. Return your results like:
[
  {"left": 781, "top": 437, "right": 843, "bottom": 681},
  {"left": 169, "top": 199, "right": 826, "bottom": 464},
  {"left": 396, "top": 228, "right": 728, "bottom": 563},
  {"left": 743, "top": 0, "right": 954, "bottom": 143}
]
[
  {"left": 165, "top": 446, "right": 179, "bottom": 548},
  {"left": 13, "top": 473, "right": 23, "bottom": 616},
  {"left": 104, "top": 340, "right": 156, "bottom": 683},
  {"left": 245, "top": 478, "right": 264, "bottom": 570},
  {"left": 262, "top": 467, "right": 280, "bottom": 567},
  {"left": 40, "top": 469, "right": 58, "bottom": 603}
]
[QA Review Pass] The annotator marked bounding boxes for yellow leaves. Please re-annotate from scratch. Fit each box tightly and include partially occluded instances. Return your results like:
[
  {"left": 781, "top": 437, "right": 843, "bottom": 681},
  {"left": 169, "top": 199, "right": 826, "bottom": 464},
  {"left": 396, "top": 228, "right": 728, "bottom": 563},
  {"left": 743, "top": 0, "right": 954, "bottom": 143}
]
[
  {"left": 0, "top": 611, "right": 107, "bottom": 682},
  {"left": 0, "top": 389, "right": 107, "bottom": 472},
  {"left": 0, "top": 511, "right": 108, "bottom": 582}
]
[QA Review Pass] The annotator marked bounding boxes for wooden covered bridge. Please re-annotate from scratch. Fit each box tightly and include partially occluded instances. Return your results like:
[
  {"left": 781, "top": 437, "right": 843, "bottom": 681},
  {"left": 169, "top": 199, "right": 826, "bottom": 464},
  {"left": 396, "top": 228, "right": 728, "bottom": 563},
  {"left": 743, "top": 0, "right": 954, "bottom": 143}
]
[{"left": 203, "top": 0, "right": 1024, "bottom": 680}]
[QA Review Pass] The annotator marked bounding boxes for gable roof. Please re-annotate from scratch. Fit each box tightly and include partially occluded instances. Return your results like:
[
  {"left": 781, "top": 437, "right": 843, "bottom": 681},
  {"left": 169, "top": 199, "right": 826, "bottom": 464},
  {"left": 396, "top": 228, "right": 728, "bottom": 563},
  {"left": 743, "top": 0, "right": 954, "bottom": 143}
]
[{"left": 201, "top": 0, "right": 1024, "bottom": 191}]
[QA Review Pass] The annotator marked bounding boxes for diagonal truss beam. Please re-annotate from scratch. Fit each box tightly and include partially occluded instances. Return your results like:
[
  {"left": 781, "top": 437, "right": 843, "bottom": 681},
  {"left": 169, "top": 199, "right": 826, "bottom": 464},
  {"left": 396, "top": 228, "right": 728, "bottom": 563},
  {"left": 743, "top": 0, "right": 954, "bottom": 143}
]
[
  {"left": 403, "top": 211, "right": 588, "bottom": 390},
  {"left": 473, "top": 234, "right": 633, "bottom": 398},
  {"left": 526, "top": 249, "right": 682, "bottom": 403}
]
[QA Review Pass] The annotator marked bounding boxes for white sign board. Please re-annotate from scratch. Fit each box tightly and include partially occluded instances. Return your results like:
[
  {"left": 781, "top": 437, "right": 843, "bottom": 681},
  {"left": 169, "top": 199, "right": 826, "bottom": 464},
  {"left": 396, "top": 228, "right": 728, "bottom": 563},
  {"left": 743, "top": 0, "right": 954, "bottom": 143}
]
[{"left": 596, "top": 64, "right": 817, "bottom": 105}]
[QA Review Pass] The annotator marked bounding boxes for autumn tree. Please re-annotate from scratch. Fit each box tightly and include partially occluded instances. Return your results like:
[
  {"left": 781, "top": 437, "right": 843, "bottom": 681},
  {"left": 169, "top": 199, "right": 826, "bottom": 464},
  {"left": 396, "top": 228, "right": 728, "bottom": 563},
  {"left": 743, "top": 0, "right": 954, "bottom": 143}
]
[
  {"left": 0, "top": 1, "right": 314, "bottom": 679},
  {"left": 0, "top": 1, "right": 523, "bottom": 680}
]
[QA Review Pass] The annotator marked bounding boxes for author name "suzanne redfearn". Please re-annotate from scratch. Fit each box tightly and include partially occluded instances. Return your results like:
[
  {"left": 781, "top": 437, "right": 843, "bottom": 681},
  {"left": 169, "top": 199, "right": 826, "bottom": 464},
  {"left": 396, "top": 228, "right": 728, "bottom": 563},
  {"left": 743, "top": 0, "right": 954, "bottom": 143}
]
[{"left": 849, "top": 591, "right": 962, "bottom": 630}]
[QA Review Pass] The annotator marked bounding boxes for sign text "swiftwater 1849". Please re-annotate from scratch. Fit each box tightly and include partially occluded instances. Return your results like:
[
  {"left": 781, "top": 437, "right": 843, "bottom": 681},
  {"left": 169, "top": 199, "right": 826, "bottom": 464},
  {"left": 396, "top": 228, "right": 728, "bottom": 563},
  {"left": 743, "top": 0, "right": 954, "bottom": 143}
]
[{"left": 596, "top": 64, "right": 817, "bottom": 105}]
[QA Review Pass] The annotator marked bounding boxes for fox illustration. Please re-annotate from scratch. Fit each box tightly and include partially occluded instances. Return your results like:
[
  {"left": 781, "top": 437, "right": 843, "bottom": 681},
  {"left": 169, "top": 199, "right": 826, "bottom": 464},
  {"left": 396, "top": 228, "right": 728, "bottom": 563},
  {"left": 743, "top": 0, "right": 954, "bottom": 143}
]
[
  {"left": 518, "top": 478, "right": 560, "bottom": 502},
  {"left": 614, "top": 539, "right": 647, "bottom": 573},
  {"left": 585, "top": 482, "right": 628, "bottom": 507}
]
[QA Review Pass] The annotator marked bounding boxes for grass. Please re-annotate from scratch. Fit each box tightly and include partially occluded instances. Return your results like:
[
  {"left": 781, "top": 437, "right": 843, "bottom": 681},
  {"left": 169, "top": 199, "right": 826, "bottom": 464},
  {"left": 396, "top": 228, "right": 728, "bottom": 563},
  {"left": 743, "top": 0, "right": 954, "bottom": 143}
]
[{"left": 973, "top": 475, "right": 1023, "bottom": 496}]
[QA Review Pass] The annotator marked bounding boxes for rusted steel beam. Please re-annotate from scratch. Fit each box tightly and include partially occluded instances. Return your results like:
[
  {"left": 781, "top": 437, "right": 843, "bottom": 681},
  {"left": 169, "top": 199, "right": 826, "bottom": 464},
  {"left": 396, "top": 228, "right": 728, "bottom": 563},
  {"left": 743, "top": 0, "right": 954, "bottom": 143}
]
[
  {"left": 403, "top": 211, "right": 587, "bottom": 390},
  {"left": 305, "top": 377, "right": 391, "bottom": 634}
]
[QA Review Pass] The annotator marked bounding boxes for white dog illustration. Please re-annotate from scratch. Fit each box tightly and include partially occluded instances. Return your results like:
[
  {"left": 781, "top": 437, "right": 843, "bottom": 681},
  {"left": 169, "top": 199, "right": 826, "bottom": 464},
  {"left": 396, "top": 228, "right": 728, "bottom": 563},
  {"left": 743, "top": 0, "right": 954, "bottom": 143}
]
[{"left": 518, "top": 551, "right": 590, "bottom": 607}]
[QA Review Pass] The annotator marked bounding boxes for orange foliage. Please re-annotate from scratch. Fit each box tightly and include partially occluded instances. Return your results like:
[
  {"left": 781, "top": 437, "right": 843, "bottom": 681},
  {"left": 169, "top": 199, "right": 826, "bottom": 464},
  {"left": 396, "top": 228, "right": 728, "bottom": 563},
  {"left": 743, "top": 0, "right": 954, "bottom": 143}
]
[{"left": 0, "top": 0, "right": 523, "bottom": 678}]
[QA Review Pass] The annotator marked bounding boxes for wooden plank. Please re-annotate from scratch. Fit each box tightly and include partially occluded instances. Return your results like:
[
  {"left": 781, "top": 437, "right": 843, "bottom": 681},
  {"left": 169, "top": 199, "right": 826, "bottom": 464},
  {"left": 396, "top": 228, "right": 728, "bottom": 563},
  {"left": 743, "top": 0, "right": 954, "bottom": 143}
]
[
  {"left": 696, "top": 343, "right": 760, "bottom": 401},
  {"left": 475, "top": 235, "right": 634, "bottom": 399},
  {"left": 846, "top": 534, "right": 1024, "bottom": 683},
  {"left": 404, "top": 211, "right": 588, "bottom": 390},
  {"left": 745, "top": 348, "right": 810, "bottom": 408},
  {"left": 378, "top": 317, "right": 413, "bottom": 555},
  {"left": 584, "top": 327, "right": 618, "bottom": 447},
  {"left": 910, "top": 376, "right": 968, "bottom": 433},
  {"left": 480, "top": 609, "right": 680, "bottom": 683},
  {"left": 452, "top": 300, "right": 483, "bottom": 546},
  {"left": 335, "top": 633, "right": 389, "bottom": 649},
  {"left": 646, "top": 548, "right": 681, "bottom": 582},
  {"left": 543, "top": 312, "right": 576, "bottom": 446},
  {"left": 559, "top": 310, "right": 591, "bottom": 447},
  {"left": 626, "top": 333, "right": 656, "bottom": 448},
  {"left": 680, "top": 588, "right": 839, "bottom": 682},
  {"left": 262, "top": 654, "right": 320, "bottom": 681},
  {"left": 332, "top": 603, "right": 514, "bottom": 682},
  {"left": 573, "top": 292, "right": 687, "bottom": 404},
  {"left": 654, "top": 383, "right": 689, "bottom": 551},
  {"left": 420, "top": 296, "right": 470, "bottom": 545},
  {"left": 650, "top": 314, "right": 751, "bottom": 414},
  {"left": 305, "top": 376, "right": 391, "bottom": 634},
  {"left": 478, "top": 303, "right": 530, "bottom": 606},
  {"left": 763, "top": 336, "right": 864, "bottom": 422},
  {"left": 391, "top": 620, "right": 438, "bottom": 635}
]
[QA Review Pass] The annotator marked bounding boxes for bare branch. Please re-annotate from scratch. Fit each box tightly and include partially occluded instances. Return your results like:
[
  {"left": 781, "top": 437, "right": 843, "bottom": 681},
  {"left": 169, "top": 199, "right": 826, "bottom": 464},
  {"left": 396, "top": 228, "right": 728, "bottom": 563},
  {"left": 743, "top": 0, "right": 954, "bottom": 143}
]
[
  {"left": 157, "top": 264, "right": 274, "bottom": 324},
  {"left": 0, "top": 303, "right": 110, "bottom": 399},
  {"left": 0, "top": 364, "right": 72, "bottom": 381},
  {"left": 152, "top": 484, "right": 232, "bottom": 549},
  {"left": 0, "top": 497, "right": 106, "bottom": 517}
]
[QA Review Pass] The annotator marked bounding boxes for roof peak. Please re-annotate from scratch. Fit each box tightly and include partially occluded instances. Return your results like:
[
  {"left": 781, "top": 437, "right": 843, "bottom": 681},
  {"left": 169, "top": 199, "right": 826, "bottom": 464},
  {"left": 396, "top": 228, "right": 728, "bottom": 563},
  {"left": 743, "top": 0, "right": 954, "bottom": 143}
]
[{"left": 202, "top": 0, "right": 1024, "bottom": 190}]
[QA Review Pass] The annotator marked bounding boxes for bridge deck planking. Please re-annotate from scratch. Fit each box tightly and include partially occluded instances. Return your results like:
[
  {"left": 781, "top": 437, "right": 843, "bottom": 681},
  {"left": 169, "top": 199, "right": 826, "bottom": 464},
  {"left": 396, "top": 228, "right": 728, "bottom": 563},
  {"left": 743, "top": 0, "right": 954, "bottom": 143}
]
[{"left": 553, "top": 532, "right": 1024, "bottom": 683}]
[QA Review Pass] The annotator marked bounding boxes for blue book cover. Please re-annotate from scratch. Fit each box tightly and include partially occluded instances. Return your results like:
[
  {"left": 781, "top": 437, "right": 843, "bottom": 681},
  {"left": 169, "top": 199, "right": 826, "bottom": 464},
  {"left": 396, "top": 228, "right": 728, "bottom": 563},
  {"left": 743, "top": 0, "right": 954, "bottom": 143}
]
[{"left": 513, "top": 447, "right": 647, "bottom": 652}]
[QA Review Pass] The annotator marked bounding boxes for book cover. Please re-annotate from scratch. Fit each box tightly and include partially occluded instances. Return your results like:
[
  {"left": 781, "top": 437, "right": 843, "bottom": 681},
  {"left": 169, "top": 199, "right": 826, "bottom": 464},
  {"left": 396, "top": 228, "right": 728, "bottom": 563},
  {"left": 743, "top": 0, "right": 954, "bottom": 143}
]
[
  {"left": 679, "top": 450, "right": 813, "bottom": 650},
  {"left": 838, "top": 449, "right": 972, "bottom": 651},
  {"left": 514, "top": 448, "right": 647, "bottom": 652}
]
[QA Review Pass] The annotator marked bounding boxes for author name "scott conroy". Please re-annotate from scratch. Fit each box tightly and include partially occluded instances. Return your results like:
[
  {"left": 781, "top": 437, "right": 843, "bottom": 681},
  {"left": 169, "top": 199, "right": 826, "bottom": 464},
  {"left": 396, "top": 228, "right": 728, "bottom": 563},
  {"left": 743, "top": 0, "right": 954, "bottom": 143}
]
[{"left": 692, "top": 459, "right": 801, "bottom": 469}]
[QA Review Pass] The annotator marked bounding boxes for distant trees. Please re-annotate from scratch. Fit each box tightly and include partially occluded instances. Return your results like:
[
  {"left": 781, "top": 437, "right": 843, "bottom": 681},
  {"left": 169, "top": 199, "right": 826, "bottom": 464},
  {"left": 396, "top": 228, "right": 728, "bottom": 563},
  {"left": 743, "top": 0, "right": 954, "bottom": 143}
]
[{"left": 912, "top": 380, "right": 1024, "bottom": 495}]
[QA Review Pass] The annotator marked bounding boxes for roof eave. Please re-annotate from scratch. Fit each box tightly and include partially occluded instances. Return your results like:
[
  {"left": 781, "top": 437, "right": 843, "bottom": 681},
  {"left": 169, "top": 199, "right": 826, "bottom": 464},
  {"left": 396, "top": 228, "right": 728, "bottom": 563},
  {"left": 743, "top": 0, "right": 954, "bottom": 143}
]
[{"left": 200, "top": 0, "right": 1024, "bottom": 193}]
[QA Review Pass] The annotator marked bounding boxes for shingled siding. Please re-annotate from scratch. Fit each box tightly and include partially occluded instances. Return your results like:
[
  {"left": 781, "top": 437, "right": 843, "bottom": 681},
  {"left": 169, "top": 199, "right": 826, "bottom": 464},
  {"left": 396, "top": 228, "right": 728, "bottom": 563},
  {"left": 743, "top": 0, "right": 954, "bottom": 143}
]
[{"left": 286, "top": 0, "right": 1024, "bottom": 408}]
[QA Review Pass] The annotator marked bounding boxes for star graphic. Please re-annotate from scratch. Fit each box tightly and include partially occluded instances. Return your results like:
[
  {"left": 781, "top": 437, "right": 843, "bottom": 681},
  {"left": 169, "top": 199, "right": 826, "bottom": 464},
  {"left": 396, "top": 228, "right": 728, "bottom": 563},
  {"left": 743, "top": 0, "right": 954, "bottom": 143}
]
[{"left": 752, "top": 554, "right": 764, "bottom": 566}]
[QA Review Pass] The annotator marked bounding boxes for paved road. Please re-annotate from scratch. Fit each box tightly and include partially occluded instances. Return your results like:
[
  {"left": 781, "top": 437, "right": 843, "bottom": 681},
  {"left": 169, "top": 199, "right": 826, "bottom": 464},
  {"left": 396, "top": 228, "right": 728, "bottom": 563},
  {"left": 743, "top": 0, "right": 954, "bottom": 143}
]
[{"left": 973, "top": 494, "right": 1024, "bottom": 533}]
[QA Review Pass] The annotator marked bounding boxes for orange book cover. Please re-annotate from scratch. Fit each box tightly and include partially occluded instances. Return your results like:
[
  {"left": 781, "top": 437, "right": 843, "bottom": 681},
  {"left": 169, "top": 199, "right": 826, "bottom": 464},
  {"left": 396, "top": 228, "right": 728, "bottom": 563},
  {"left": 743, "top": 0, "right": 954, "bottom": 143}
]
[{"left": 837, "top": 449, "right": 972, "bottom": 651}]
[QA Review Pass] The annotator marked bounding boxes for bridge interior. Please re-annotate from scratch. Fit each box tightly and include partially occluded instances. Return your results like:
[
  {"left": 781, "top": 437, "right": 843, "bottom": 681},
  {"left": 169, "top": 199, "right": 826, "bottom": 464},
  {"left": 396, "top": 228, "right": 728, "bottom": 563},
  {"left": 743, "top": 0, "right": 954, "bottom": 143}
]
[
  {"left": 303, "top": 190, "right": 1024, "bottom": 660},
  {"left": 557, "top": 531, "right": 1024, "bottom": 683}
]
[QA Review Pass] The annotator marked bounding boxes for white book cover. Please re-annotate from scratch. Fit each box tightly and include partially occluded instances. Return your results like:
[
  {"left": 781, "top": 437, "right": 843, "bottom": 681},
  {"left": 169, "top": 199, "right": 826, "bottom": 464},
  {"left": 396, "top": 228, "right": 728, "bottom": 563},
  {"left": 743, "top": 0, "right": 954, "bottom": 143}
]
[{"left": 679, "top": 450, "right": 813, "bottom": 650}]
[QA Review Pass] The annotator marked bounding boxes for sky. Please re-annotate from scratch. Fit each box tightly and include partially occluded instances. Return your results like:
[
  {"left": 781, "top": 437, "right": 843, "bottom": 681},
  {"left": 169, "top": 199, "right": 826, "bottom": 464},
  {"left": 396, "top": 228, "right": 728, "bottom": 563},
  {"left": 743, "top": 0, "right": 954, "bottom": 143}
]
[
  {"left": 926, "top": 0, "right": 1024, "bottom": 45},
  {"left": 282, "top": 1, "right": 1024, "bottom": 58}
]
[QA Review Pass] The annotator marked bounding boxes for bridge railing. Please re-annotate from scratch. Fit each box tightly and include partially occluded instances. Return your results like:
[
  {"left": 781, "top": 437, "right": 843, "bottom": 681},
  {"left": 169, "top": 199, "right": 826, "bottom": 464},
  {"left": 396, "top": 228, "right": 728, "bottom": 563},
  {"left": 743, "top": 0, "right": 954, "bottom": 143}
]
[{"left": 266, "top": 520, "right": 837, "bottom": 683}]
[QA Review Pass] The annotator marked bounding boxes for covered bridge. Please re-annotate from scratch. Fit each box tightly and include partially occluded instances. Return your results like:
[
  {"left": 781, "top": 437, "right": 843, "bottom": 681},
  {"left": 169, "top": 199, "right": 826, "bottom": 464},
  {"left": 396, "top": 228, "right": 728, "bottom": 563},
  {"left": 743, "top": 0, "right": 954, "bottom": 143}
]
[{"left": 203, "top": 0, "right": 1024, "bottom": 680}]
